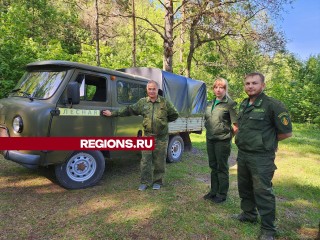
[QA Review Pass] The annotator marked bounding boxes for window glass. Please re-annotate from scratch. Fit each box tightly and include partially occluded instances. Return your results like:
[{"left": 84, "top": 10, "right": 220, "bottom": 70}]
[
  {"left": 11, "top": 70, "right": 66, "bottom": 99},
  {"left": 76, "top": 74, "right": 107, "bottom": 102},
  {"left": 117, "top": 80, "right": 146, "bottom": 104}
]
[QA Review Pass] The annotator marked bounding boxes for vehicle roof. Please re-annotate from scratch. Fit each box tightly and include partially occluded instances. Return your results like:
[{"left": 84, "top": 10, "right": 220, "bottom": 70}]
[{"left": 26, "top": 60, "right": 151, "bottom": 82}]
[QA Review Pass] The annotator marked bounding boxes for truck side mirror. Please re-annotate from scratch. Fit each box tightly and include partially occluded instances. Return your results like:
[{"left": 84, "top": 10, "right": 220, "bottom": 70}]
[{"left": 67, "top": 82, "right": 80, "bottom": 105}]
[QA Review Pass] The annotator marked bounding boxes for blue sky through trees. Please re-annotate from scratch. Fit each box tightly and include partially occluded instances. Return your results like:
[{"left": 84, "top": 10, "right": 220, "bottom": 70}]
[{"left": 277, "top": 0, "right": 320, "bottom": 60}]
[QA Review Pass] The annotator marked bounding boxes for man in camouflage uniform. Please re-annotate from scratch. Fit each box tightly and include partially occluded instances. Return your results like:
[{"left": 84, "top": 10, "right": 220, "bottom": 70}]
[
  {"left": 234, "top": 72, "right": 292, "bottom": 240},
  {"left": 103, "top": 80, "right": 179, "bottom": 191}
]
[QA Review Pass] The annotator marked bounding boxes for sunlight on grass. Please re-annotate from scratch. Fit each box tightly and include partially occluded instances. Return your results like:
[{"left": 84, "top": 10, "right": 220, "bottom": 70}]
[
  {"left": 104, "top": 203, "right": 160, "bottom": 224},
  {"left": 275, "top": 155, "right": 320, "bottom": 192},
  {"left": 285, "top": 198, "right": 317, "bottom": 209},
  {"left": 298, "top": 227, "right": 319, "bottom": 239},
  {"left": 34, "top": 185, "right": 66, "bottom": 194},
  {"left": 68, "top": 197, "right": 119, "bottom": 217},
  {"left": 67, "top": 193, "right": 161, "bottom": 224},
  {"left": 280, "top": 123, "right": 320, "bottom": 156}
]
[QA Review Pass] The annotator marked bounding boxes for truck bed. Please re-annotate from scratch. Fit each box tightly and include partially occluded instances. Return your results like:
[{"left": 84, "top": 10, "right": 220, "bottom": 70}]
[{"left": 169, "top": 117, "right": 204, "bottom": 134}]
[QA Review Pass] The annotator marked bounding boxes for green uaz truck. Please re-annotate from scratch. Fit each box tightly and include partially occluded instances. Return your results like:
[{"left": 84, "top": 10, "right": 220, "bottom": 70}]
[{"left": 0, "top": 61, "right": 206, "bottom": 189}]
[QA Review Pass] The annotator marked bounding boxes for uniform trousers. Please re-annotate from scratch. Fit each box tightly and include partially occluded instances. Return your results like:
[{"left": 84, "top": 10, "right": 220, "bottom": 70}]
[
  {"left": 206, "top": 138, "right": 231, "bottom": 198},
  {"left": 141, "top": 136, "right": 168, "bottom": 186},
  {"left": 237, "top": 150, "right": 277, "bottom": 236}
]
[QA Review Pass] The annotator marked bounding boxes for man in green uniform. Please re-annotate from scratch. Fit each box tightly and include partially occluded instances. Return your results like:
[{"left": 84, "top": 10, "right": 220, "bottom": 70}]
[
  {"left": 234, "top": 72, "right": 292, "bottom": 240},
  {"left": 103, "top": 80, "right": 179, "bottom": 191}
]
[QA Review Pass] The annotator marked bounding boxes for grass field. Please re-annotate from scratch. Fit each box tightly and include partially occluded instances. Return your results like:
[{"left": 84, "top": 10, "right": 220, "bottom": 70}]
[{"left": 0, "top": 123, "right": 319, "bottom": 240}]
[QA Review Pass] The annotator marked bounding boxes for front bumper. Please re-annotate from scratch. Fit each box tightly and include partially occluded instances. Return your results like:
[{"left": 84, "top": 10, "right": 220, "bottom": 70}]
[
  {"left": 3, "top": 150, "right": 40, "bottom": 169},
  {"left": 1, "top": 126, "right": 40, "bottom": 169}
]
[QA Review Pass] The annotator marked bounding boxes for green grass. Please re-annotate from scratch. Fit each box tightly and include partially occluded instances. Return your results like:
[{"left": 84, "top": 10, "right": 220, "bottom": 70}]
[{"left": 0, "top": 123, "right": 319, "bottom": 239}]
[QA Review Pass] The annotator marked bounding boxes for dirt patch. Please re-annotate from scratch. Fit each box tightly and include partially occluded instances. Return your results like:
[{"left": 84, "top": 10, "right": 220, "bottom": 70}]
[
  {"left": 298, "top": 227, "right": 319, "bottom": 240},
  {"left": 228, "top": 154, "right": 237, "bottom": 167},
  {"left": 195, "top": 175, "right": 210, "bottom": 184},
  {"left": 190, "top": 147, "right": 202, "bottom": 154}
]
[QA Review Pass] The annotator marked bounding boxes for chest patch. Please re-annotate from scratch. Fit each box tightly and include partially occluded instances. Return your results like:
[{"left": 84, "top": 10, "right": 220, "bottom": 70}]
[{"left": 253, "top": 108, "right": 265, "bottom": 113}]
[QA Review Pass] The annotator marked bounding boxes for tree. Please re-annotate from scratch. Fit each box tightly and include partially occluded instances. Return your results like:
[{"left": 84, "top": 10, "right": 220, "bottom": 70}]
[
  {"left": 124, "top": 0, "right": 187, "bottom": 72},
  {"left": 298, "top": 55, "right": 320, "bottom": 124},
  {"left": 132, "top": 0, "right": 137, "bottom": 66},
  {"left": 75, "top": 0, "right": 132, "bottom": 66},
  {"left": 266, "top": 53, "right": 320, "bottom": 124},
  {"left": 182, "top": 0, "right": 290, "bottom": 77},
  {"left": 128, "top": 0, "right": 291, "bottom": 76}
]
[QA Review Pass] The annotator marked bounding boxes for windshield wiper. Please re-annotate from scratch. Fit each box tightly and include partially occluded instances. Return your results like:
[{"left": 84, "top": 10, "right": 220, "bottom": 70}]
[
  {"left": 11, "top": 88, "right": 21, "bottom": 93},
  {"left": 11, "top": 88, "right": 34, "bottom": 101}
]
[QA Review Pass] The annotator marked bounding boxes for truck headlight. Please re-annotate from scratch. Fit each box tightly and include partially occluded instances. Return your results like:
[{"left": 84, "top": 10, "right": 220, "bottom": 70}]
[{"left": 13, "top": 116, "right": 23, "bottom": 133}]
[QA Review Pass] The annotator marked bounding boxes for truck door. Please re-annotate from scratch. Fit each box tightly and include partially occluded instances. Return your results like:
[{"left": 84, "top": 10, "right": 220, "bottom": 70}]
[
  {"left": 113, "top": 78, "right": 147, "bottom": 136},
  {"left": 108, "top": 78, "right": 147, "bottom": 159},
  {"left": 49, "top": 71, "right": 112, "bottom": 138}
]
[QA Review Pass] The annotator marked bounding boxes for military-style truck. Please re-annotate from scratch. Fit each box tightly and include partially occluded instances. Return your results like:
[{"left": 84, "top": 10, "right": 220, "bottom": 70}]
[{"left": 0, "top": 61, "right": 206, "bottom": 189}]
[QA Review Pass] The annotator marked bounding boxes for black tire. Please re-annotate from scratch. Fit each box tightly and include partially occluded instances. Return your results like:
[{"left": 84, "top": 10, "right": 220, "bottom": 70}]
[
  {"left": 167, "top": 135, "right": 184, "bottom": 163},
  {"left": 55, "top": 151, "right": 105, "bottom": 189}
]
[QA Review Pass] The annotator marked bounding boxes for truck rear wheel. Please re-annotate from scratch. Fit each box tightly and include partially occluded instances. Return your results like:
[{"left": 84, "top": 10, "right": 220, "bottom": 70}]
[
  {"left": 167, "top": 135, "right": 184, "bottom": 163},
  {"left": 55, "top": 151, "right": 105, "bottom": 189}
]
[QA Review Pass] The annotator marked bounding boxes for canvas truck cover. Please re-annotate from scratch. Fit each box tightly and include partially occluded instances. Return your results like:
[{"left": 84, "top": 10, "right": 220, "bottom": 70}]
[{"left": 120, "top": 68, "right": 207, "bottom": 117}]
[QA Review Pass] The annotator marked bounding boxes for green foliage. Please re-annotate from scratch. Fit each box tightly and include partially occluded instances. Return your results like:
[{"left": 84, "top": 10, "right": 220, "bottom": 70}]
[
  {"left": 223, "top": 41, "right": 266, "bottom": 102},
  {"left": 0, "top": 0, "right": 81, "bottom": 97},
  {"left": 0, "top": 37, "right": 37, "bottom": 98},
  {"left": 267, "top": 54, "right": 320, "bottom": 124}
]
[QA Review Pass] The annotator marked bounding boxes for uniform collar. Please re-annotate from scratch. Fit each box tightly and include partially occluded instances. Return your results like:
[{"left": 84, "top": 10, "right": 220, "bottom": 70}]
[
  {"left": 147, "top": 96, "right": 161, "bottom": 103},
  {"left": 214, "top": 95, "right": 228, "bottom": 103},
  {"left": 251, "top": 92, "right": 265, "bottom": 107},
  {"left": 244, "top": 92, "right": 265, "bottom": 107}
]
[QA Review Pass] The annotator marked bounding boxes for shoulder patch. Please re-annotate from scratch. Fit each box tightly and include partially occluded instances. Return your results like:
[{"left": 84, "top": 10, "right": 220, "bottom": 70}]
[{"left": 278, "top": 112, "right": 290, "bottom": 125}]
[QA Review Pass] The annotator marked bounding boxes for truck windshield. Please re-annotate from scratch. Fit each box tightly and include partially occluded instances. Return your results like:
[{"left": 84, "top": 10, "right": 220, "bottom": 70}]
[{"left": 10, "top": 70, "right": 67, "bottom": 99}]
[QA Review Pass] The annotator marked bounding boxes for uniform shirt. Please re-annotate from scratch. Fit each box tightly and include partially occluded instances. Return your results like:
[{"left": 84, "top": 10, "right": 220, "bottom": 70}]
[
  {"left": 112, "top": 96, "right": 179, "bottom": 137},
  {"left": 204, "top": 96, "right": 237, "bottom": 141},
  {"left": 235, "top": 92, "right": 292, "bottom": 154}
]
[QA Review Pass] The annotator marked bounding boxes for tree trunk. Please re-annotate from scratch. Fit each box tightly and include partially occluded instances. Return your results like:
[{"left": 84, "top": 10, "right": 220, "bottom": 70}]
[
  {"left": 163, "top": 0, "right": 174, "bottom": 72},
  {"left": 132, "top": 0, "right": 136, "bottom": 67},
  {"left": 179, "top": 3, "right": 185, "bottom": 64},
  {"left": 95, "top": 0, "right": 100, "bottom": 66},
  {"left": 186, "top": 22, "right": 196, "bottom": 78}
]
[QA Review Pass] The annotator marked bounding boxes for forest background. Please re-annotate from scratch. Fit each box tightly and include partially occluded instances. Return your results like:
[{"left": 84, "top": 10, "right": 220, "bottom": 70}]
[{"left": 0, "top": 0, "right": 319, "bottom": 125}]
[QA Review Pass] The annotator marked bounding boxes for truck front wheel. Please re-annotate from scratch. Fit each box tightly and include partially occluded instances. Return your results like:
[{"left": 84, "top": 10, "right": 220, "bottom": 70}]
[
  {"left": 167, "top": 135, "right": 184, "bottom": 163},
  {"left": 55, "top": 151, "right": 105, "bottom": 189}
]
